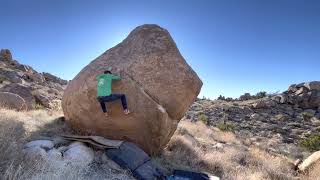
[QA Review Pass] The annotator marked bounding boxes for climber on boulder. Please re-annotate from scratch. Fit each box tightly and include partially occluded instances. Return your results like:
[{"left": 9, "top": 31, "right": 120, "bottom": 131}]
[{"left": 96, "top": 70, "right": 130, "bottom": 116}]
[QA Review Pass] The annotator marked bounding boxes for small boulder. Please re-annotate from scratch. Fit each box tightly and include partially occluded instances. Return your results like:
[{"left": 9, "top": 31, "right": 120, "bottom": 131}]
[
  {"left": 0, "top": 68, "right": 22, "bottom": 83},
  {"left": 0, "top": 83, "right": 35, "bottom": 109},
  {"left": 23, "top": 146, "right": 47, "bottom": 159},
  {"left": 250, "top": 113, "right": 263, "bottom": 121},
  {"left": 272, "top": 94, "right": 287, "bottom": 104},
  {"left": 308, "top": 90, "right": 320, "bottom": 109},
  {"left": 304, "top": 81, "right": 320, "bottom": 91},
  {"left": 24, "top": 72, "right": 45, "bottom": 83},
  {"left": 33, "top": 92, "right": 51, "bottom": 108},
  {"left": 63, "top": 143, "right": 94, "bottom": 166},
  {"left": 24, "top": 140, "right": 54, "bottom": 150},
  {"left": 252, "top": 100, "right": 268, "bottom": 109},
  {"left": 67, "top": 141, "right": 85, "bottom": 149},
  {"left": 0, "top": 92, "right": 27, "bottom": 111},
  {"left": 47, "top": 148, "right": 63, "bottom": 160}
]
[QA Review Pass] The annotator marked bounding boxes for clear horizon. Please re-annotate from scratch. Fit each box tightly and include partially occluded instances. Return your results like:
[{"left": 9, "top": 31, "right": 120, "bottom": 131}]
[{"left": 1, "top": 0, "right": 319, "bottom": 99}]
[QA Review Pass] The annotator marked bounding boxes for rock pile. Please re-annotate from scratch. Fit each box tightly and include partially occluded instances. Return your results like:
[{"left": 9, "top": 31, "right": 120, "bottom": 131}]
[
  {"left": 273, "top": 81, "right": 320, "bottom": 110},
  {"left": 0, "top": 49, "right": 67, "bottom": 110},
  {"left": 23, "top": 139, "right": 94, "bottom": 166},
  {"left": 62, "top": 24, "right": 202, "bottom": 155},
  {"left": 185, "top": 81, "right": 320, "bottom": 159}
]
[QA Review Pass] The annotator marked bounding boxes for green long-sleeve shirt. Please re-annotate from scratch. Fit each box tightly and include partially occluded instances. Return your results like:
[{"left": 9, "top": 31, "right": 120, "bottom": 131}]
[{"left": 96, "top": 74, "right": 121, "bottom": 97}]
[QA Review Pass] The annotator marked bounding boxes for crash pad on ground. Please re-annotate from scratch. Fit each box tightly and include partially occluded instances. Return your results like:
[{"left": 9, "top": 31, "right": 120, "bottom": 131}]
[{"left": 105, "top": 142, "right": 165, "bottom": 180}]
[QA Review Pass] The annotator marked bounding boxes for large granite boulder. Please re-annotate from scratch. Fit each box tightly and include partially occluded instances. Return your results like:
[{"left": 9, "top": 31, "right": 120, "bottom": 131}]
[{"left": 62, "top": 24, "right": 202, "bottom": 155}]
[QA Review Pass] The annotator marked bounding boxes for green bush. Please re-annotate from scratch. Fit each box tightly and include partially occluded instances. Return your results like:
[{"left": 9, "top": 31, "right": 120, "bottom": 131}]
[
  {"left": 255, "top": 91, "right": 267, "bottom": 99},
  {"left": 217, "top": 122, "right": 235, "bottom": 132},
  {"left": 275, "top": 114, "right": 289, "bottom": 121},
  {"left": 299, "top": 134, "right": 320, "bottom": 151},
  {"left": 35, "top": 103, "right": 45, "bottom": 110},
  {"left": 300, "top": 112, "right": 314, "bottom": 121},
  {"left": 198, "top": 112, "right": 208, "bottom": 125}
]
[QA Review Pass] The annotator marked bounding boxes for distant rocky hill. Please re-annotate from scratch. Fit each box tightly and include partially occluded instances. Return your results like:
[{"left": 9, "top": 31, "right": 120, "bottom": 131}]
[
  {"left": 185, "top": 81, "right": 320, "bottom": 159},
  {"left": 0, "top": 49, "right": 67, "bottom": 110}
]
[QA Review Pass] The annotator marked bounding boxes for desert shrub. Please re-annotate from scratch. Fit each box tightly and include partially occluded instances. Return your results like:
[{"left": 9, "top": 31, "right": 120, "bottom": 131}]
[
  {"left": 217, "top": 95, "right": 225, "bottom": 101},
  {"left": 239, "top": 93, "right": 252, "bottom": 101},
  {"left": 155, "top": 121, "right": 298, "bottom": 179},
  {"left": 300, "top": 112, "right": 314, "bottom": 121},
  {"left": 0, "top": 76, "right": 7, "bottom": 83},
  {"left": 217, "top": 122, "right": 235, "bottom": 132},
  {"left": 299, "top": 134, "right": 320, "bottom": 151},
  {"left": 35, "top": 103, "right": 45, "bottom": 110},
  {"left": 217, "top": 95, "right": 234, "bottom": 101},
  {"left": 255, "top": 91, "right": 267, "bottom": 99},
  {"left": 275, "top": 114, "right": 289, "bottom": 121},
  {"left": 198, "top": 112, "right": 208, "bottom": 125}
]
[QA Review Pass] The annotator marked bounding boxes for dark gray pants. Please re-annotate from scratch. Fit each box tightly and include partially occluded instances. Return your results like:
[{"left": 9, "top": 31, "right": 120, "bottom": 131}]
[{"left": 97, "top": 94, "right": 128, "bottom": 113}]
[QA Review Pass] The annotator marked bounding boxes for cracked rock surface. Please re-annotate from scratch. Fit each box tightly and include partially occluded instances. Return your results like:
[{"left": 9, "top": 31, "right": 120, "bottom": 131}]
[{"left": 62, "top": 24, "right": 202, "bottom": 155}]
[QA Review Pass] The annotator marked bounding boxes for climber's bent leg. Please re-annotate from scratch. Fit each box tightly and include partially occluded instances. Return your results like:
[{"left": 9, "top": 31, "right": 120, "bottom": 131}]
[
  {"left": 98, "top": 95, "right": 117, "bottom": 113},
  {"left": 110, "top": 94, "right": 128, "bottom": 110},
  {"left": 98, "top": 94, "right": 129, "bottom": 114},
  {"left": 100, "top": 101, "right": 107, "bottom": 113}
]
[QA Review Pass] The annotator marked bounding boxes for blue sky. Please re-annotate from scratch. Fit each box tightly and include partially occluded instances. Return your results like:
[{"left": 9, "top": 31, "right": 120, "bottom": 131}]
[{"left": 1, "top": 0, "right": 319, "bottom": 99}]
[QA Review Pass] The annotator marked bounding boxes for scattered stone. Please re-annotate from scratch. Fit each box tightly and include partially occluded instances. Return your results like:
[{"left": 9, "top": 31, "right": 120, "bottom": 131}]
[
  {"left": 23, "top": 146, "right": 47, "bottom": 159},
  {"left": 63, "top": 143, "right": 94, "bottom": 166},
  {"left": 67, "top": 141, "right": 85, "bottom": 149},
  {"left": 252, "top": 100, "right": 268, "bottom": 109},
  {"left": 57, "top": 145, "right": 68, "bottom": 152},
  {"left": 47, "top": 149, "right": 63, "bottom": 160},
  {"left": 24, "top": 140, "right": 54, "bottom": 150},
  {"left": 33, "top": 92, "right": 51, "bottom": 108},
  {"left": 25, "top": 72, "right": 45, "bottom": 83}
]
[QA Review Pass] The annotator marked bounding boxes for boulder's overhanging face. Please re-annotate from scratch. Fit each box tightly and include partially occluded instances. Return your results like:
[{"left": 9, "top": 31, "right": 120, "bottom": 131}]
[{"left": 62, "top": 24, "right": 202, "bottom": 155}]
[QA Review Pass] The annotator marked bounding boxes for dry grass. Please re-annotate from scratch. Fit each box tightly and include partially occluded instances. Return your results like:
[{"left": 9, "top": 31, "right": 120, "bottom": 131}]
[
  {"left": 1, "top": 107, "right": 318, "bottom": 180},
  {"left": 305, "top": 161, "right": 320, "bottom": 180},
  {"left": 155, "top": 121, "right": 302, "bottom": 180},
  {"left": 0, "top": 108, "right": 132, "bottom": 180}
]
